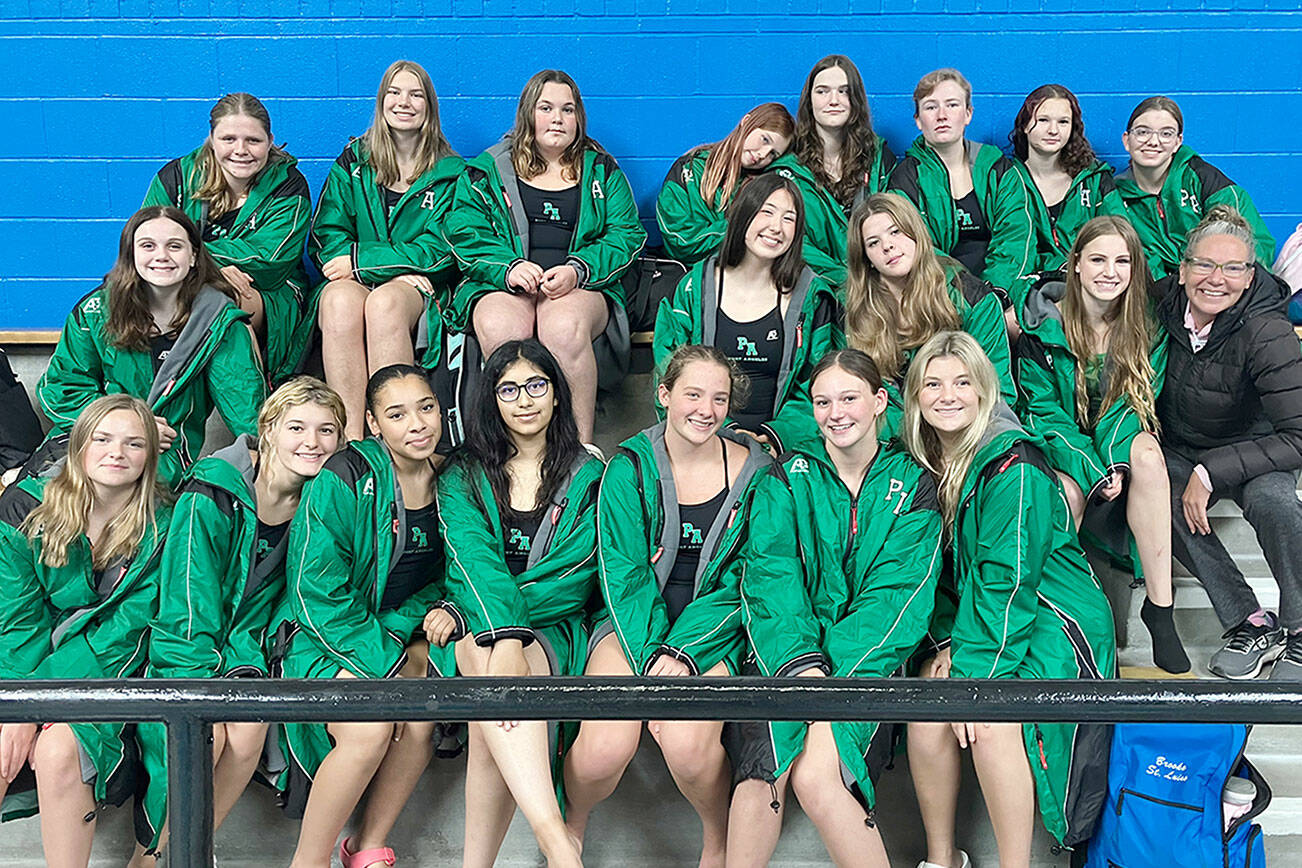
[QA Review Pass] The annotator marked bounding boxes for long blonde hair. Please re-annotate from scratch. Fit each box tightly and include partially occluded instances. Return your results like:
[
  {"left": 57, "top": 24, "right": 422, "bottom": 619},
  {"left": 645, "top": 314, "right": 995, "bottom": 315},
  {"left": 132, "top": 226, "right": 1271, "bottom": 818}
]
[
  {"left": 510, "top": 69, "right": 599, "bottom": 183},
  {"left": 900, "top": 331, "right": 1000, "bottom": 528},
  {"left": 194, "top": 93, "right": 289, "bottom": 218},
  {"left": 363, "top": 60, "right": 455, "bottom": 188},
  {"left": 21, "top": 395, "right": 161, "bottom": 569},
  {"left": 1061, "top": 216, "right": 1159, "bottom": 432},
  {"left": 845, "top": 193, "right": 960, "bottom": 380}
]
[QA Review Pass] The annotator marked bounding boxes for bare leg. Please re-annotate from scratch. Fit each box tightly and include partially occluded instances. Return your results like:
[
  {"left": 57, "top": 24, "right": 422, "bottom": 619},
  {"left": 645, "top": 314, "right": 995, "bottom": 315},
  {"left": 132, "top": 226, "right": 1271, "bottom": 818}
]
[
  {"left": 907, "top": 721, "right": 964, "bottom": 868},
  {"left": 364, "top": 279, "right": 426, "bottom": 373},
  {"left": 318, "top": 279, "right": 371, "bottom": 440},
  {"left": 288, "top": 670, "right": 395, "bottom": 868},
  {"left": 213, "top": 721, "right": 269, "bottom": 830},
  {"left": 238, "top": 286, "right": 267, "bottom": 337},
  {"left": 34, "top": 723, "right": 97, "bottom": 868},
  {"left": 1056, "top": 471, "right": 1085, "bottom": 530},
  {"left": 725, "top": 774, "right": 789, "bottom": 868},
  {"left": 968, "top": 723, "right": 1034, "bottom": 868},
  {"left": 563, "top": 634, "right": 642, "bottom": 846},
  {"left": 462, "top": 721, "right": 517, "bottom": 868},
  {"left": 536, "top": 291, "right": 608, "bottom": 443},
  {"left": 472, "top": 291, "right": 537, "bottom": 360},
  {"left": 650, "top": 661, "right": 732, "bottom": 868},
  {"left": 789, "top": 722, "right": 889, "bottom": 868},
  {"left": 457, "top": 636, "right": 581, "bottom": 867},
  {"left": 1127, "top": 433, "right": 1174, "bottom": 606}
]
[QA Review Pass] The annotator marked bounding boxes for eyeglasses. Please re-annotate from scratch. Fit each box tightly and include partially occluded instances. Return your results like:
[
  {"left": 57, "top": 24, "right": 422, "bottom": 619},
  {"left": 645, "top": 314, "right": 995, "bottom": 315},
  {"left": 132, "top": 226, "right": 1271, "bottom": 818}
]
[
  {"left": 495, "top": 377, "right": 551, "bottom": 402},
  {"left": 1128, "top": 126, "right": 1180, "bottom": 144},
  {"left": 1185, "top": 258, "right": 1253, "bottom": 279}
]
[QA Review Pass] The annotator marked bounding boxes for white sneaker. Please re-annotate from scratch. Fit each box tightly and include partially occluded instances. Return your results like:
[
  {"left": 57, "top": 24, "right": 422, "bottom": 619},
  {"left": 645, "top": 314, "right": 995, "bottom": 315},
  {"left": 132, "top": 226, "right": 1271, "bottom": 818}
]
[{"left": 917, "top": 850, "right": 971, "bottom": 868}]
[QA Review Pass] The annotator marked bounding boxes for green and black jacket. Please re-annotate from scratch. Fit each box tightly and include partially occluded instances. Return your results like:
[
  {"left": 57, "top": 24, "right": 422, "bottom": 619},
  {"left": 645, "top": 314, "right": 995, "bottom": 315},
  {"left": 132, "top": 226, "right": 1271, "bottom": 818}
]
[
  {"left": 0, "top": 473, "right": 168, "bottom": 822},
  {"left": 1115, "top": 145, "right": 1275, "bottom": 279},
  {"left": 443, "top": 139, "right": 646, "bottom": 375},
  {"left": 768, "top": 137, "right": 896, "bottom": 288},
  {"left": 136, "top": 436, "right": 303, "bottom": 847},
  {"left": 873, "top": 263, "right": 1015, "bottom": 442},
  {"left": 655, "top": 147, "right": 757, "bottom": 265},
  {"left": 37, "top": 284, "right": 267, "bottom": 489},
  {"left": 275, "top": 438, "right": 462, "bottom": 800},
  {"left": 938, "top": 408, "right": 1116, "bottom": 847},
  {"left": 1008, "top": 159, "right": 1128, "bottom": 275},
  {"left": 740, "top": 442, "right": 942, "bottom": 808},
  {"left": 594, "top": 424, "right": 770, "bottom": 676},
  {"left": 439, "top": 451, "right": 604, "bottom": 679},
  {"left": 888, "top": 137, "right": 1035, "bottom": 309},
  {"left": 652, "top": 255, "right": 842, "bottom": 453},
  {"left": 143, "top": 147, "right": 312, "bottom": 382}
]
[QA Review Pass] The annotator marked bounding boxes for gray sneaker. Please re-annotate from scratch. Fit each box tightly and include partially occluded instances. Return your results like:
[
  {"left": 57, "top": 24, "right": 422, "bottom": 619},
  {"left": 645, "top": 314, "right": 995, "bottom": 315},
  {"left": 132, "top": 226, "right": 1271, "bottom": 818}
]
[
  {"left": 1209, "top": 617, "right": 1286, "bottom": 680},
  {"left": 1269, "top": 631, "right": 1302, "bottom": 681}
]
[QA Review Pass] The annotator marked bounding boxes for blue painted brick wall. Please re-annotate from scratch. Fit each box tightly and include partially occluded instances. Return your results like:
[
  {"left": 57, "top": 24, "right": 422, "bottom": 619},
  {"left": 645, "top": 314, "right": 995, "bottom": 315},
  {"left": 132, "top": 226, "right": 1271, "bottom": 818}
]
[{"left": 2, "top": 5, "right": 1300, "bottom": 326}]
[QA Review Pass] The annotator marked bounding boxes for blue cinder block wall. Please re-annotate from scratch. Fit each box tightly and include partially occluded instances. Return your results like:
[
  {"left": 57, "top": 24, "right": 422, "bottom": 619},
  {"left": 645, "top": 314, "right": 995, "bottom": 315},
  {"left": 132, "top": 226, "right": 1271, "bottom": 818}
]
[{"left": 3, "top": 3, "right": 1300, "bottom": 328}]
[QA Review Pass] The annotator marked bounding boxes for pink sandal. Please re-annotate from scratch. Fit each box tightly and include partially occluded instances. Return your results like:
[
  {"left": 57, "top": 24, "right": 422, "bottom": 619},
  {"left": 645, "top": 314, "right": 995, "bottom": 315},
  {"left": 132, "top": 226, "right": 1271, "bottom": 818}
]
[{"left": 339, "top": 836, "right": 396, "bottom": 868}]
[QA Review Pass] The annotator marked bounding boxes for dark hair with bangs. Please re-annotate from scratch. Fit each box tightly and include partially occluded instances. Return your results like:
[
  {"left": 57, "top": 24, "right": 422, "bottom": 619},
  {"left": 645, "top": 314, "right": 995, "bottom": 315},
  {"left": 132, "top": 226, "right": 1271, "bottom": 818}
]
[{"left": 719, "top": 173, "right": 806, "bottom": 291}]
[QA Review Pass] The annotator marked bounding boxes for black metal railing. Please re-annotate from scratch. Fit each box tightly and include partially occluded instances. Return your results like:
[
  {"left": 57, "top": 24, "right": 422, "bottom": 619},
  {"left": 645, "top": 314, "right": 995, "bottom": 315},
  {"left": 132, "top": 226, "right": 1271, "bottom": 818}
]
[{"left": 3, "top": 676, "right": 1300, "bottom": 867}]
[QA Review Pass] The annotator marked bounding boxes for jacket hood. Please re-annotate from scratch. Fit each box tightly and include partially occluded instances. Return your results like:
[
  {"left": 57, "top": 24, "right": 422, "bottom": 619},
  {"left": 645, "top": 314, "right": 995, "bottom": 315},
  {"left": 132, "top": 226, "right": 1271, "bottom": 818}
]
[
  {"left": 1020, "top": 276, "right": 1068, "bottom": 335},
  {"left": 190, "top": 433, "right": 259, "bottom": 504},
  {"left": 974, "top": 400, "right": 1031, "bottom": 468},
  {"left": 1116, "top": 144, "right": 1196, "bottom": 193}
]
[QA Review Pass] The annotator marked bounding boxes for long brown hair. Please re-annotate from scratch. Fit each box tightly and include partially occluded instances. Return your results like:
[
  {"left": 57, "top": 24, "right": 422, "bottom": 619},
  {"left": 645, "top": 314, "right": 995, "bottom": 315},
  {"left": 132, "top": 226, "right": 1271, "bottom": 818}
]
[
  {"left": 792, "top": 55, "right": 879, "bottom": 209},
  {"left": 21, "top": 394, "right": 161, "bottom": 569},
  {"left": 510, "top": 69, "right": 601, "bottom": 183},
  {"left": 844, "top": 193, "right": 959, "bottom": 381},
  {"left": 104, "top": 206, "right": 236, "bottom": 352},
  {"left": 1009, "top": 83, "right": 1096, "bottom": 177},
  {"left": 363, "top": 60, "right": 455, "bottom": 187},
  {"left": 1061, "top": 215, "right": 1159, "bottom": 432},
  {"left": 194, "top": 93, "right": 289, "bottom": 218},
  {"left": 700, "top": 103, "right": 794, "bottom": 211}
]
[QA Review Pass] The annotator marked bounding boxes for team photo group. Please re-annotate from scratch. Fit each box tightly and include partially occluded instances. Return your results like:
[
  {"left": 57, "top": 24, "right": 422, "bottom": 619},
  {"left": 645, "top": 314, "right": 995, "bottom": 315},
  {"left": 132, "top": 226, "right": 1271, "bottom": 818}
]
[{"left": 0, "top": 48, "right": 1295, "bottom": 868}]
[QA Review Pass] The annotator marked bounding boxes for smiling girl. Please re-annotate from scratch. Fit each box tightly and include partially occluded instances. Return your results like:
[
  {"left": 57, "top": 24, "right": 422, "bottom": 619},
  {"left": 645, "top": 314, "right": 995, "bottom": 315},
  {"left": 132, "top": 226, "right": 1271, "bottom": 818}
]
[
  {"left": 135, "top": 377, "right": 347, "bottom": 854},
  {"left": 143, "top": 93, "right": 311, "bottom": 382},
  {"left": 654, "top": 174, "right": 840, "bottom": 453},
  {"left": 445, "top": 69, "right": 646, "bottom": 443},
  {"left": 37, "top": 206, "right": 266, "bottom": 489},
  {"left": 564, "top": 345, "right": 770, "bottom": 867},
  {"left": 657, "top": 103, "right": 794, "bottom": 264},
  {"left": 1116, "top": 96, "right": 1275, "bottom": 279},
  {"left": 1007, "top": 84, "right": 1127, "bottom": 275},
  {"left": 768, "top": 55, "right": 896, "bottom": 287},
  {"left": 310, "top": 61, "right": 465, "bottom": 440}
]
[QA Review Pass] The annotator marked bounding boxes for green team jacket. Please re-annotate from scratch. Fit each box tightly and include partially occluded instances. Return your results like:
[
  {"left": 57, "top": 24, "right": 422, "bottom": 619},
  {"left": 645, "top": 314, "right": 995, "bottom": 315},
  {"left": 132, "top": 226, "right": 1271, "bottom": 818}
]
[
  {"left": 136, "top": 436, "right": 301, "bottom": 847},
  {"left": 768, "top": 137, "right": 896, "bottom": 288},
  {"left": 656, "top": 147, "right": 746, "bottom": 265},
  {"left": 1008, "top": 159, "right": 1127, "bottom": 274},
  {"left": 443, "top": 139, "right": 646, "bottom": 332},
  {"left": 652, "top": 255, "right": 842, "bottom": 453},
  {"left": 1115, "top": 145, "right": 1275, "bottom": 279},
  {"left": 888, "top": 137, "right": 1035, "bottom": 309},
  {"left": 0, "top": 474, "right": 168, "bottom": 822},
  {"left": 438, "top": 452, "right": 603, "bottom": 679},
  {"left": 143, "top": 148, "right": 312, "bottom": 382},
  {"left": 938, "top": 408, "right": 1116, "bottom": 847},
  {"left": 37, "top": 285, "right": 267, "bottom": 489},
  {"left": 741, "top": 442, "right": 942, "bottom": 808},
  {"left": 874, "top": 263, "right": 1015, "bottom": 442},
  {"left": 595, "top": 424, "right": 770, "bottom": 676},
  {"left": 276, "top": 438, "right": 462, "bottom": 789}
]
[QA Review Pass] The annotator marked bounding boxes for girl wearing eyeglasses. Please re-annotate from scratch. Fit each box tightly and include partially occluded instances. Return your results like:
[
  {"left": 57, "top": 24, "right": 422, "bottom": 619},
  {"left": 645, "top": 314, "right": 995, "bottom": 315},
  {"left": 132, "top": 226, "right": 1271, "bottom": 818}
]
[
  {"left": 564, "top": 344, "right": 771, "bottom": 867},
  {"left": 438, "top": 339, "right": 599, "bottom": 868},
  {"left": 1116, "top": 96, "right": 1275, "bottom": 279}
]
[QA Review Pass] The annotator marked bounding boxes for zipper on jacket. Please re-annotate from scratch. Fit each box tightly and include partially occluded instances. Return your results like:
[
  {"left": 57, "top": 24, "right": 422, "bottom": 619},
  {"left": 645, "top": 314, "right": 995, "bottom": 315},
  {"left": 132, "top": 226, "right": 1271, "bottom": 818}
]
[
  {"left": 769, "top": 780, "right": 781, "bottom": 814},
  {"left": 1034, "top": 724, "right": 1049, "bottom": 770}
]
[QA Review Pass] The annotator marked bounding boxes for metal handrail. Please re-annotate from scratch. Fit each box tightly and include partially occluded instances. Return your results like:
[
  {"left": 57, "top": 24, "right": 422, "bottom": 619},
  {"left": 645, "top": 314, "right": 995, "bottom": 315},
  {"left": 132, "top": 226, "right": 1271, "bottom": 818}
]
[{"left": 4, "top": 676, "right": 1300, "bottom": 867}]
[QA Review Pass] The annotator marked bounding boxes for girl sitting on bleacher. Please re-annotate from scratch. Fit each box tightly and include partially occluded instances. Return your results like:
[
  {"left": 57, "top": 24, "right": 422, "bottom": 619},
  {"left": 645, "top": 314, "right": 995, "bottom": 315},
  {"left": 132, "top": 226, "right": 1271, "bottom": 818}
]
[
  {"left": 310, "top": 60, "right": 465, "bottom": 441},
  {"left": 143, "top": 92, "right": 312, "bottom": 383},
  {"left": 653, "top": 174, "right": 840, "bottom": 454},
  {"left": 902, "top": 331, "right": 1116, "bottom": 868},
  {"left": 656, "top": 102, "right": 794, "bottom": 265},
  {"left": 768, "top": 54, "right": 895, "bottom": 287},
  {"left": 444, "top": 69, "right": 646, "bottom": 444},
  {"left": 1018, "top": 215, "right": 1189, "bottom": 673},
  {"left": 37, "top": 206, "right": 266, "bottom": 489},
  {"left": 564, "top": 345, "right": 769, "bottom": 868},
  {"left": 0, "top": 395, "right": 167, "bottom": 868}
]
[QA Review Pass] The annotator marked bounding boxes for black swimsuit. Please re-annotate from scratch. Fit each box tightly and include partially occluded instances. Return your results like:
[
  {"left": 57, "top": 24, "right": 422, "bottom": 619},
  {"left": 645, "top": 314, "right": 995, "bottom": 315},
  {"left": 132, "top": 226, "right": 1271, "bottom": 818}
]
[
  {"left": 716, "top": 298, "right": 783, "bottom": 431},
  {"left": 519, "top": 180, "right": 580, "bottom": 271},
  {"left": 380, "top": 501, "right": 442, "bottom": 611},
  {"left": 663, "top": 439, "right": 730, "bottom": 625},
  {"left": 951, "top": 189, "right": 991, "bottom": 275},
  {"left": 502, "top": 503, "right": 547, "bottom": 577}
]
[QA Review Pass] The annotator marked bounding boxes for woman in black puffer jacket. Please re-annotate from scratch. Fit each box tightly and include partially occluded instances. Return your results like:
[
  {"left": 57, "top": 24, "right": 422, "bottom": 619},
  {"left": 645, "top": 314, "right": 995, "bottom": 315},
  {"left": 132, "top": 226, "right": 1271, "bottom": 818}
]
[{"left": 1155, "top": 204, "right": 1302, "bottom": 681}]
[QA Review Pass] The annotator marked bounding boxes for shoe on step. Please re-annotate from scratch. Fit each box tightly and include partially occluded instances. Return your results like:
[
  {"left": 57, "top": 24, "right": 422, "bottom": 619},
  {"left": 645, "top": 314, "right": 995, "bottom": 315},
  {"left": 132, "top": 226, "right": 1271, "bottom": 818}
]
[
  {"left": 1208, "top": 616, "right": 1285, "bottom": 680},
  {"left": 917, "top": 849, "right": 971, "bottom": 868},
  {"left": 1269, "top": 631, "right": 1302, "bottom": 681}
]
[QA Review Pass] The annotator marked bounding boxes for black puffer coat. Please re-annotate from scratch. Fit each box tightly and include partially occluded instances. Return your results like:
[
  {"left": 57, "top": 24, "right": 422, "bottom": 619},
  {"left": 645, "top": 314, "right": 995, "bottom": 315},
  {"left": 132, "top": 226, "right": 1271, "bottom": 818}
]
[{"left": 1155, "top": 268, "right": 1302, "bottom": 488}]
